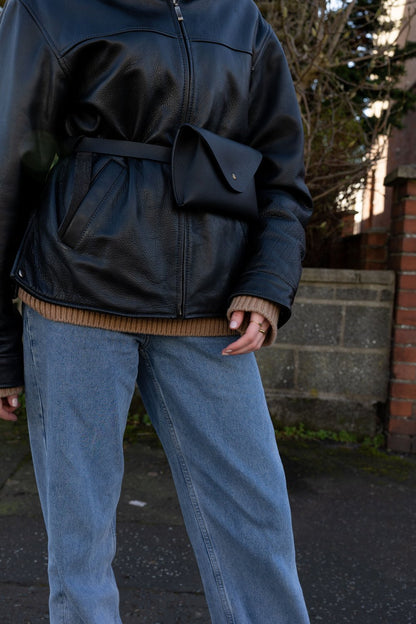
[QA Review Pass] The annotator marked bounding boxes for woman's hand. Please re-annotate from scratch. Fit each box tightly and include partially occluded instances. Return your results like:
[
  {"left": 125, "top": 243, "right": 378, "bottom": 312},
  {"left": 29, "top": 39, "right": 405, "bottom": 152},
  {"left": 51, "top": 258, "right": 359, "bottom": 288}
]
[
  {"left": 0, "top": 395, "right": 19, "bottom": 422},
  {"left": 222, "top": 311, "right": 270, "bottom": 355}
]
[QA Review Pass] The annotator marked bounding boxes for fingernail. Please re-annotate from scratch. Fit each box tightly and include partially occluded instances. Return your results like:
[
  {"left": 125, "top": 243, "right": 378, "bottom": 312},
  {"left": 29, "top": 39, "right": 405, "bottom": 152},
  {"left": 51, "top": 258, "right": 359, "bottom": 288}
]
[
  {"left": 11, "top": 398, "right": 19, "bottom": 407},
  {"left": 230, "top": 321, "right": 238, "bottom": 329},
  {"left": 223, "top": 349, "right": 233, "bottom": 355}
]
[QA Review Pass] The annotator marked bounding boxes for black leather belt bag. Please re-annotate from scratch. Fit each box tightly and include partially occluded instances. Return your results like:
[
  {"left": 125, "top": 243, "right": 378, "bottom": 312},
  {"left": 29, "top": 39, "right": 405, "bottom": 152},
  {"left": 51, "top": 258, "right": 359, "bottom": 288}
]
[
  {"left": 171, "top": 124, "right": 262, "bottom": 221},
  {"left": 65, "top": 124, "right": 263, "bottom": 221}
]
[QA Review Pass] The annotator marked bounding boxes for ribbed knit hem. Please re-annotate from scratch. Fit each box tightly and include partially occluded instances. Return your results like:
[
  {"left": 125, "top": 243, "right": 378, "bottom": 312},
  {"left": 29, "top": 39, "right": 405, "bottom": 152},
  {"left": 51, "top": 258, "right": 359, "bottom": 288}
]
[
  {"left": 19, "top": 289, "right": 237, "bottom": 338},
  {"left": 227, "top": 296, "right": 279, "bottom": 345},
  {"left": 0, "top": 386, "right": 24, "bottom": 399}
]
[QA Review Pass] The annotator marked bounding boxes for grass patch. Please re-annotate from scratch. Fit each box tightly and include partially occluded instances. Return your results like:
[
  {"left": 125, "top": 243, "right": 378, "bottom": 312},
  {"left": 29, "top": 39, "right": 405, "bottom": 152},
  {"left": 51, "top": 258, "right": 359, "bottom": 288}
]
[
  {"left": 276, "top": 422, "right": 385, "bottom": 450},
  {"left": 124, "top": 406, "right": 156, "bottom": 444},
  {"left": 277, "top": 433, "right": 416, "bottom": 485},
  {"left": 0, "top": 394, "right": 29, "bottom": 443}
]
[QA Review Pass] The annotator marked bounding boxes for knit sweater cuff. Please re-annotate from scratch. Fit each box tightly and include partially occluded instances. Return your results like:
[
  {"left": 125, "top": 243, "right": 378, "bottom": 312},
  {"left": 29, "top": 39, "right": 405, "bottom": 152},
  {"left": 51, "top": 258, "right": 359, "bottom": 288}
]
[
  {"left": 227, "top": 296, "right": 279, "bottom": 346},
  {"left": 0, "top": 386, "right": 24, "bottom": 399}
]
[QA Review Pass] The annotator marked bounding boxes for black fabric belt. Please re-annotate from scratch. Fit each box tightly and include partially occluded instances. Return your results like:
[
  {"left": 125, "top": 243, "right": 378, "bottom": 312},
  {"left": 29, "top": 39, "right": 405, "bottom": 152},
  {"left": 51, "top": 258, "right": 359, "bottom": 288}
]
[{"left": 65, "top": 136, "right": 172, "bottom": 164}]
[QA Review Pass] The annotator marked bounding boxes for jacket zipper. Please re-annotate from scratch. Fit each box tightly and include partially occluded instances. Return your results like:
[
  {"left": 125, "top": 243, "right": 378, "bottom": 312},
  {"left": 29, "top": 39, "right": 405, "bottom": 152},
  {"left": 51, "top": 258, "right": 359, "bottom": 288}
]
[
  {"left": 171, "top": 0, "right": 191, "bottom": 116},
  {"left": 171, "top": 0, "right": 192, "bottom": 318},
  {"left": 172, "top": 0, "right": 184, "bottom": 22}
]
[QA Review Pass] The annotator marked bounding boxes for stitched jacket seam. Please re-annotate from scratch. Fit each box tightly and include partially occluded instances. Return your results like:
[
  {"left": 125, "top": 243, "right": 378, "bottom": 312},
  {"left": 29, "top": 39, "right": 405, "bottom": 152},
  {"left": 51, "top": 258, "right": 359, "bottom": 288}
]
[
  {"left": 18, "top": 0, "right": 70, "bottom": 75},
  {"left": 252, "top": 24, "right": 273, "bottom": 71},
  {"left": 241, "top": 269, "right": 298, "bottom": 291},
  {"left": 59, "top": 28, "right": 178, "bottom": 57},
  {"left": 189, "top": 38, "right": 252, "bottom": 55}
]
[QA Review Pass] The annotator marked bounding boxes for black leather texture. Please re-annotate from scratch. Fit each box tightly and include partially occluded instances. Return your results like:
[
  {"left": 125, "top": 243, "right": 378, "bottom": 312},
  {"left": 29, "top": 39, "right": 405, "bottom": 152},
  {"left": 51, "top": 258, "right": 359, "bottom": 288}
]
[{"left": 0, "top": 0, "right": 313, "bottom": 388}]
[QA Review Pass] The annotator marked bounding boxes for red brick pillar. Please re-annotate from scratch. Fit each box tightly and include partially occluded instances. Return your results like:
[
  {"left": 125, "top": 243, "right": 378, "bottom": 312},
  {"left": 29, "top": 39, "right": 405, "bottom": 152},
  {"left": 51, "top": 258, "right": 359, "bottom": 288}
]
[
  {"left": 360, "top": 229, "right": 389, "bottom": 270},
  {"left": 385, "top": 166, "right": 416, "bottom": 453}
]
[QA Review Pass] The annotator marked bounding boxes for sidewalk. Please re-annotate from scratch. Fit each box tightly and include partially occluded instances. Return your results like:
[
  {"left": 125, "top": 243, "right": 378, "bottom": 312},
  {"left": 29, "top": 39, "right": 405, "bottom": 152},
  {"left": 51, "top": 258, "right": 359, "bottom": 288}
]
[{"left": 1, "top": 424, "right": 415, "bottom": 624}]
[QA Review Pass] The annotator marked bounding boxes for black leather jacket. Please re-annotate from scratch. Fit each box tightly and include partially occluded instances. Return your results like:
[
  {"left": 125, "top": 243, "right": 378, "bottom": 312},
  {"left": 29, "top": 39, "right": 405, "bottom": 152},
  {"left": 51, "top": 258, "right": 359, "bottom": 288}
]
[{"left": 0, "top": 0, "right": 312, "bottom": 389}]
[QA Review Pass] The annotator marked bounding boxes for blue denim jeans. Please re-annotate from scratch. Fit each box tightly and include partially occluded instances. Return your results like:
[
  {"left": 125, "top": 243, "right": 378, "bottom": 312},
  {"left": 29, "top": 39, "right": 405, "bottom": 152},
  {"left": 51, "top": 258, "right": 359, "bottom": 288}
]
[{"left": 23, "top": 305, "right": 309, "bottom": 624}]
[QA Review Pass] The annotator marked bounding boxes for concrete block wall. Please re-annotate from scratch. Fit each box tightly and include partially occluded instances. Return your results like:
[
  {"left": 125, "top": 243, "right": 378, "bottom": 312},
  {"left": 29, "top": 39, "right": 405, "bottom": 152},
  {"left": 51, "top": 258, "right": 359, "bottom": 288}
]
[{"left": 256, "top": 268, "right": 395, "bottom": 436}]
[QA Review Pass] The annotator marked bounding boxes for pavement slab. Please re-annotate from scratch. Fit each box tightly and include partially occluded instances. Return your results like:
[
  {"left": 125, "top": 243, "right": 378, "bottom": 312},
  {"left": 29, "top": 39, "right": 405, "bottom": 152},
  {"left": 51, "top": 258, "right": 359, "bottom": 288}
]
[{"left": 1, "top": 422, "right": 415, "bottom": 624}]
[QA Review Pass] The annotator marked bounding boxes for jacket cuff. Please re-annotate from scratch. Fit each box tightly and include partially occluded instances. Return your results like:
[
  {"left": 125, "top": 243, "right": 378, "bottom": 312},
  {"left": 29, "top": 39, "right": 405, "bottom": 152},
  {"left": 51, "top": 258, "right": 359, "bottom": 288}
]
[
  {"left": 0, "top": 386, "right": 24, "bottom": 399},
  {"left": 227, "top": 296, "right": 279, "bottom": 346}
]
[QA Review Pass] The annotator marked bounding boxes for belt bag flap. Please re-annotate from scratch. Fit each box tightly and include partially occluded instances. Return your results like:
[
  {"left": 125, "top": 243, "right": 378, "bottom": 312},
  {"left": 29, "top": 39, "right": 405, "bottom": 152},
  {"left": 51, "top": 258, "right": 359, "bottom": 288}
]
[{"left": 171, "top": 124, "right": 263, "bottom": 221}]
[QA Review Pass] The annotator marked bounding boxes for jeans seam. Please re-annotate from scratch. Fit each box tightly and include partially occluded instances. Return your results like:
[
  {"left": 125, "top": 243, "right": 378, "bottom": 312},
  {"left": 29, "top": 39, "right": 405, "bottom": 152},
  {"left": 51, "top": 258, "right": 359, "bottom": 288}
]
[
  {"left": 111, "top": 515, "right": 119, "bottom": 623},
  {"left": 24, "top": 306, "right": 48, "bottom": 453},
  {"left": 24, "top": 307, "right": 88, "bottom": 624},
  {"left": 62, "top": 584, "right": 68, "bottom": 624},
  {"left": 139, "top": 345, "right": 236, "bottom": 624}
]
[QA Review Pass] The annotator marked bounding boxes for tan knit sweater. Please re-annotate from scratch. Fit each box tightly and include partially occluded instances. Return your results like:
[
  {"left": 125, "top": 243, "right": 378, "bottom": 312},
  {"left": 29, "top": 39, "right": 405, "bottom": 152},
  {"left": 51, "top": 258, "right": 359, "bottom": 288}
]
[{"left": 0, "top": 288, "right": 279, "bottom": 399}]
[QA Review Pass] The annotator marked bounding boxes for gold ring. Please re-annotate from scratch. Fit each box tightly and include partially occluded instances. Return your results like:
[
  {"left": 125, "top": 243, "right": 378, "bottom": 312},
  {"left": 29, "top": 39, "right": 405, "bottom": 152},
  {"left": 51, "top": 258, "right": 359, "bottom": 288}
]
[
  {"left": 258, "top": 328, "right": 266, "bottom": 334},
  {"left": 250, "top": 320, "right": 263, "bottom": 328}
]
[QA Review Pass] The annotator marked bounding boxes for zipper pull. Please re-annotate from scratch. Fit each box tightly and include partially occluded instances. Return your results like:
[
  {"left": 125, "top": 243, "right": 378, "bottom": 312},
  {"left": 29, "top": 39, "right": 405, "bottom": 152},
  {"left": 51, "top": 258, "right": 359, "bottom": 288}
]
[{"left": 172, "top": 0, "right": 184, "bottom": 21}]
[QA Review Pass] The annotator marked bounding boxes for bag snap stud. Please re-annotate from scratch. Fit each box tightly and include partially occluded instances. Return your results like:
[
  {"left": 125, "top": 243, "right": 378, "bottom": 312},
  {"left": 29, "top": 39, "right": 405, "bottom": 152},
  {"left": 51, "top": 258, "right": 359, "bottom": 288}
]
[
  {"left": 232, "top": 173, "right": 237, "bottom": 180},
  {"left": 18, "top": 269, "right": 24, "bottom": 278}
]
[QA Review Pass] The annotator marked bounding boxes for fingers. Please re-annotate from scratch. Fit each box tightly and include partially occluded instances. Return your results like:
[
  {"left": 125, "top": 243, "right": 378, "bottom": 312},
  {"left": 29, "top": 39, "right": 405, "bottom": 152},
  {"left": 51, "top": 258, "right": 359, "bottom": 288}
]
[
  {"left": 229, "top": 310, "right": 245, "bottom": 330},
  {"left": 223, "top": 312, "right": 269, "bottom": 355},
  {"left": 7, "top": 395, "right": 19, "bottom": 408},
  {"left": 0, "top": 395, "right": 19, "bottom": 422}
]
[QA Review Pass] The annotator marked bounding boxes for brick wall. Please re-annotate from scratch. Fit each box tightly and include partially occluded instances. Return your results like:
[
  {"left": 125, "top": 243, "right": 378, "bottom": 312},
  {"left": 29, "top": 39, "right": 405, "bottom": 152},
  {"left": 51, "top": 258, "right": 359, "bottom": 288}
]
[
  {"left": 329, "top": 228, "right": 389, "bottom": 271},
  {"left": 256, "top": 268, "right": 395, "bottom": 437},
  {"left": 385, "top": 165, "right": 416, "bottom": 452},
  {"left": 361, "top": 229, "right": 389, "bottom": 270}
]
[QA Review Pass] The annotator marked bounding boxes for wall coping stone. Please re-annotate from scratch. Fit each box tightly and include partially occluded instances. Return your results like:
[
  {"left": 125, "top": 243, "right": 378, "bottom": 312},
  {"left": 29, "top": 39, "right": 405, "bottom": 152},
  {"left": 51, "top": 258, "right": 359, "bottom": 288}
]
[
  {"left": 384, "top": 164, "right": 416, "bottom": 186},
  {"left": 301, "top": 267, "right": 395, "bottom": 286}
]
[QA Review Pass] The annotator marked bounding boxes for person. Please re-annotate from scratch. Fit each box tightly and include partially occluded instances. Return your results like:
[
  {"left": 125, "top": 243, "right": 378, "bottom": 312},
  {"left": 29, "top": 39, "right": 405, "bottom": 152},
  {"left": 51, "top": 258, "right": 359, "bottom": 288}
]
[{"left": 0, "top": 0, "right": 313, "bottom": 622}]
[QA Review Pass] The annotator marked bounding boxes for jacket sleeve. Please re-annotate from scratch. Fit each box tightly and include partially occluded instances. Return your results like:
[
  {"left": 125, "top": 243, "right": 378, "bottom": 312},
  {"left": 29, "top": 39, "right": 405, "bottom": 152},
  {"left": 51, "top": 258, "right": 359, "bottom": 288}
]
[
  {"left": 229, "top": 21, "right": 313, "bottom": 327},
  {"left": 0, "top": 0, "right": 67, "bottom": 388}
]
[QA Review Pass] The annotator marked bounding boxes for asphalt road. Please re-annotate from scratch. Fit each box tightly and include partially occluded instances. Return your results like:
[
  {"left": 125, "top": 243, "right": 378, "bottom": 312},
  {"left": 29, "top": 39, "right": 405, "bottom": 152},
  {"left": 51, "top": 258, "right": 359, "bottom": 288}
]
[{"left": 1, "top": 425, "right": 415, "bottom": 624}]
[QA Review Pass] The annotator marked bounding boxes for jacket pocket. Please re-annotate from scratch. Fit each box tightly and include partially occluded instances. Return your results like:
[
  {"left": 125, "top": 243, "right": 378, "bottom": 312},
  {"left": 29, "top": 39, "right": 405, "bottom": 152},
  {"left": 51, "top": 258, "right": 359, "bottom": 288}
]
[{"left": 58, "top": 157, "right": 125, "bottom": 249}]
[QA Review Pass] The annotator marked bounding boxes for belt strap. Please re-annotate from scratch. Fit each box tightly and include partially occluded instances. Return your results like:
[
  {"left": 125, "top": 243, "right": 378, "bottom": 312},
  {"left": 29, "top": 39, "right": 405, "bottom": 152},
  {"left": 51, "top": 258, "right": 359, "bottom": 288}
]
[{"left": 66, "top": 136, "right": 172, "bottom": 164}]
